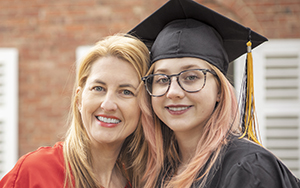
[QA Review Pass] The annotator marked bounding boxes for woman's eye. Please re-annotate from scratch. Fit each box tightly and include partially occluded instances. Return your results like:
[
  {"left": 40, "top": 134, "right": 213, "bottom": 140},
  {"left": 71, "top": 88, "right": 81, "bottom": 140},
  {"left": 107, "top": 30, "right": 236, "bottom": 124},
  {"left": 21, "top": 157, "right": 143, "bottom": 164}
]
[
  {"left": 155, "top": 77, "right": 169, "bottom": 84},
  {"left": 185, "top": 75, "right": 198, "bottom": 81},
  {"left": 93, "top": 86, "right": 104, "bottom": 92},
  {"left": 122, "top": 90, "right": 134, "bottom": 96}
]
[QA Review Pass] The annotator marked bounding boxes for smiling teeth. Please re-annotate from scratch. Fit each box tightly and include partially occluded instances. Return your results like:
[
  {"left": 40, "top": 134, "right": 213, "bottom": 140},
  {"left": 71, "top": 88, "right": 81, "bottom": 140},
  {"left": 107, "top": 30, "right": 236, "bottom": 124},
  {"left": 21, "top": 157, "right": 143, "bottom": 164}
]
[
  {"left": 168, "top": 107, "right": 188, "bottom": 111},
  {"left": 97, "top": 116, "right": 121, "bottom": 124}
]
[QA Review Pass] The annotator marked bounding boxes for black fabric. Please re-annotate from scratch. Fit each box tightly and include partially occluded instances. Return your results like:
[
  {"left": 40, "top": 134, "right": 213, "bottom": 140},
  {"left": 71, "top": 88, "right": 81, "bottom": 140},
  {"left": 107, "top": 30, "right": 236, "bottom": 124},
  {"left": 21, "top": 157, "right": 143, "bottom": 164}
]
[
  {"left": 193, "top": 136, "right": 300, "bottom": 188},
  {"left": 151, "top": 19, "right": 229, "bottom": 74},
  {"left": 155, "top": 136, "right": 300, "bottom": 187},
  {"left": 128, "top": 0, "right": 268, "bottom": 74}
]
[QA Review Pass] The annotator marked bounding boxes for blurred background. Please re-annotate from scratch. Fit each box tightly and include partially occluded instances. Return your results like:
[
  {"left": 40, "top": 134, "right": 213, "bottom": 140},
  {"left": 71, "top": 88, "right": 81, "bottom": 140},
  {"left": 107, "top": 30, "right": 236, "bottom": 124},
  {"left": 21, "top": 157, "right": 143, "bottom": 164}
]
[{"left": 0, "top": 0, "right": 299, "bottom": 178}]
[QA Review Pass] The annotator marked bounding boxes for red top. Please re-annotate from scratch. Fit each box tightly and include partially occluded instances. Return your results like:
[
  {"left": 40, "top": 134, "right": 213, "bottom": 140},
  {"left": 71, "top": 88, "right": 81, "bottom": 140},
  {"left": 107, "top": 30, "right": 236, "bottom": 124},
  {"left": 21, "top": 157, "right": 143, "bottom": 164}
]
[{"left": 0, "top": 142, "right": 131, "bottom": 188}]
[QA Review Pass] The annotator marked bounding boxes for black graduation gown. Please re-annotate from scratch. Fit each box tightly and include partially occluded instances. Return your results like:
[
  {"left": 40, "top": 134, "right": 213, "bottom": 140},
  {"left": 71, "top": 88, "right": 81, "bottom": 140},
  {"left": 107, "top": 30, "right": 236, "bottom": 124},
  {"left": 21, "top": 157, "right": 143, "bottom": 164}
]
[{"left": 197, "top": 136, "right": 300, "bottom": 188}]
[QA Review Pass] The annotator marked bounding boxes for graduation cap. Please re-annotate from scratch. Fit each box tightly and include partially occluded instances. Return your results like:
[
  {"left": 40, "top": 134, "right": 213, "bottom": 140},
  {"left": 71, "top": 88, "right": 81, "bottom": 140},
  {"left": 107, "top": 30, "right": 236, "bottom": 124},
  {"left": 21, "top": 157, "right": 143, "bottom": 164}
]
[
  {"left": 129, "top": 0, "right": 268, "bottom": 144},
  {"left": 129, "top": 0, "right": 267, "bottom": 74}
]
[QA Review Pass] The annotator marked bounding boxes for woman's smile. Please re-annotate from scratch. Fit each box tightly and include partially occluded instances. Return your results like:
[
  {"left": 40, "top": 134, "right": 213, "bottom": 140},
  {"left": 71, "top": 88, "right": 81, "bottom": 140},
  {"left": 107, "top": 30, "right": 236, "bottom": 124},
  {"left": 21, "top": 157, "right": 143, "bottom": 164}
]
[
  {"left": 165, "top": 105, "right": 192, "bottom": 115},
  {"left": 96, "top": 115, "right": 121, "bottom": 126}
]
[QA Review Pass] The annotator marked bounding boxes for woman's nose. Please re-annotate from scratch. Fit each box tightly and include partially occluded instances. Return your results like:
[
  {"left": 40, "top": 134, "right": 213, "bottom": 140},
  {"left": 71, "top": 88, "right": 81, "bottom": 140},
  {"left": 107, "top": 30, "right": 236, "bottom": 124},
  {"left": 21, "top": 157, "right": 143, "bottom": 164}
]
[
  {"left": 100, "top": 93, "right": 118, "bottom": 111},
  {"left": 166, "top": 77, "right": 185, "bottom": 99}
]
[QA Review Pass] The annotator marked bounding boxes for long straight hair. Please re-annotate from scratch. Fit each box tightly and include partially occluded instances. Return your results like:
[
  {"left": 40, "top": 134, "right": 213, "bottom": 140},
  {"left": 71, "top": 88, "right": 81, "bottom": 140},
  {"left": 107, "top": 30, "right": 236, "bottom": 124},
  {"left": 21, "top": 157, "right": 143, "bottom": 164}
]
[
  {"left": 63, "top": 34, "right": 150, "bottom": 188},
  {"left": 142, "top": 62, "right": 241, "bottom": 188}
]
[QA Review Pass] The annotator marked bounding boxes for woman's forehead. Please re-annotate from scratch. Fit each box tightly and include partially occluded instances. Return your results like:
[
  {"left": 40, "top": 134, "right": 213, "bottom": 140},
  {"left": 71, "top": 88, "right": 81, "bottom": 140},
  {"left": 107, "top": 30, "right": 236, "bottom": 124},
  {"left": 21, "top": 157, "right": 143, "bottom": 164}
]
[{"left": 154, "top": 57, "right": 210, "bottom": 73}]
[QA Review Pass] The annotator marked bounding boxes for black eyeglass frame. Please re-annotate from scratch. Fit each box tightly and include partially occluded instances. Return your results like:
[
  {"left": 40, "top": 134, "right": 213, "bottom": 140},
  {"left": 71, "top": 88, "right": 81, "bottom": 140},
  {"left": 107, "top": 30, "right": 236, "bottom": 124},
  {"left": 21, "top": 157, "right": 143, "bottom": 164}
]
[{"left": 142, "top": 69, "right": 217, "bottom": 97}]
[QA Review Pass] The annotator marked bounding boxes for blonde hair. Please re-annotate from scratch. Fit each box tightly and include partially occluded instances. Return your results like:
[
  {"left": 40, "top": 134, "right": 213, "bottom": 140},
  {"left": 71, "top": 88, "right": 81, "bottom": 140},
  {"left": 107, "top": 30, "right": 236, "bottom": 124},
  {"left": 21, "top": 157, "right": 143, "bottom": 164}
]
[
  {"left": 142, "top": 62, "right": 241, "bottom": 188},
  {"left": 63, "top": 34, "right": 150, "bottom": 188}
]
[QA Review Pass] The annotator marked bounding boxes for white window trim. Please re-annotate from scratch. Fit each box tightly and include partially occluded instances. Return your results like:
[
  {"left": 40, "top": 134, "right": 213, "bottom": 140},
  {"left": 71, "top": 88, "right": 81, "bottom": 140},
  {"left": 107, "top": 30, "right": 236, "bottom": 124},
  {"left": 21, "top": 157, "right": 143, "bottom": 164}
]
[{"left": 0, "top": 48, "right": 18, "bottom": 178}]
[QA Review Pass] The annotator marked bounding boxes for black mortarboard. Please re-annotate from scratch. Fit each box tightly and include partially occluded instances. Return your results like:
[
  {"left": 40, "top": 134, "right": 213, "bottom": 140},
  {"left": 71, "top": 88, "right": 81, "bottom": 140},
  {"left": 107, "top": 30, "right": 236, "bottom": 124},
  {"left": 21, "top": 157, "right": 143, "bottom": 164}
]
[
  {"left": 129, "top": 0, "right": 267, "bottom": 75},
  {"left": 129, "top": 0, "right": 268, "bottom": 144}
]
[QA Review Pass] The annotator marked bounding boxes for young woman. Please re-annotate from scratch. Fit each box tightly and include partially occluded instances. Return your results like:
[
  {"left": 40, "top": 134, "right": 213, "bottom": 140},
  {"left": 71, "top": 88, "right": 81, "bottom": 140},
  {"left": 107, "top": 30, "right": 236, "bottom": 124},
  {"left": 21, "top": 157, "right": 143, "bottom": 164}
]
[
  {"left": 0, "top": 34, "right": 151, "bottom": 188},
  {"left": 130, "top": 0, "right": 300, "bottom": 187}
]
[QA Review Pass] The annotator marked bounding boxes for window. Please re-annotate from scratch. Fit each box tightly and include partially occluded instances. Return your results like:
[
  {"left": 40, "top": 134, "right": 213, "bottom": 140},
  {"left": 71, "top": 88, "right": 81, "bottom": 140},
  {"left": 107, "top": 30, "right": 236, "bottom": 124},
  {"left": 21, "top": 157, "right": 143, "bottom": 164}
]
[
  {"left": 76, "top": 46, "right": 92, "bottom": 68},
  {"left": 235, "top": 39, "right": 300, "bottom": 177},
  {"left": 0, "top": 48, "right": 18, "bottom": 178}
]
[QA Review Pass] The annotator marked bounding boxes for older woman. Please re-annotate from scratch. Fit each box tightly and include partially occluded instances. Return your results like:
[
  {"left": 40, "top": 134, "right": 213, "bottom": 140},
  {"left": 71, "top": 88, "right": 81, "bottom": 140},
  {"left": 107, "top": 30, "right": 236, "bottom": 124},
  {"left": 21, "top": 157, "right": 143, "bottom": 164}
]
[{"left": 0, "top": 34, "right": 150, "bottom": 188}]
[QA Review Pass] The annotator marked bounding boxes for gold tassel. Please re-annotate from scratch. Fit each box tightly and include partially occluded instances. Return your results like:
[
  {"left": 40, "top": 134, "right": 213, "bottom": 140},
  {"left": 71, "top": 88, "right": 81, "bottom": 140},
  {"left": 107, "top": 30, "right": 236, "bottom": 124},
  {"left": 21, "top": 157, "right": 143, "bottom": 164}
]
[{"left": 239, "top": 40, "right": 261, "bottom": 145}]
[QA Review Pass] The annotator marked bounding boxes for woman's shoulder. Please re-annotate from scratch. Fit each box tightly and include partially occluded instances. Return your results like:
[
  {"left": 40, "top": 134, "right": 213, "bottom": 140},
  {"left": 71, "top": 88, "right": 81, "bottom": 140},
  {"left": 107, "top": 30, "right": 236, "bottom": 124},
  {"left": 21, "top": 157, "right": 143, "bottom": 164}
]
[
  {"left": 212, "top": 137, "right": 300, "bottom": 188},
  {"left": 0, "top": 142, "right": 65, "bottom": 188},
  {"left": 23, "top": 142, "right": 64, "bottom": 163},
  {"left": 15, "top": 142, "right": 65, "bottom": 171},
  {"left": 222, "top": 137, "right": 289, "bottom": 175},
  {"left": 224, "top": 136, "right": 270, "bottom": 159}
]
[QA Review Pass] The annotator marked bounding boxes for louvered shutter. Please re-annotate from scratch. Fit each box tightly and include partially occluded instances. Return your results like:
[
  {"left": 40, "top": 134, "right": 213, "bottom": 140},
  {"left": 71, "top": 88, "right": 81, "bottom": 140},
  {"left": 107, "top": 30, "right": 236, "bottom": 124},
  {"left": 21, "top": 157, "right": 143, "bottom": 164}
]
[
  {"left": 0, "top": 49, "right": 18, "bottom": 178},
  {"left": 234, "top": 39, "right": 300, "bottom": 177}
]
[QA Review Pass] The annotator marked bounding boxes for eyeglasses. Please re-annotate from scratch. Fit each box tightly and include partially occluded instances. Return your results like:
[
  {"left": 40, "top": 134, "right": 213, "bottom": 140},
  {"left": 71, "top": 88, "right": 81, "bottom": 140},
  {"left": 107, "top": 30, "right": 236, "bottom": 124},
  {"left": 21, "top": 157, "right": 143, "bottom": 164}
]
[{"left": 142, "top": 69, "right": 217, "bottom": 97}]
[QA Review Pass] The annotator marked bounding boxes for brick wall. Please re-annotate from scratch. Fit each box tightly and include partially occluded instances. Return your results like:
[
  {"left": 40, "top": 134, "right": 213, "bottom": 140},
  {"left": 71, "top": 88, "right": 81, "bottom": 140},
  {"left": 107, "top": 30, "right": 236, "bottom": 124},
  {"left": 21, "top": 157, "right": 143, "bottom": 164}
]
[{"left": 0, "top": 0, "right": 299, "bottom": 157}]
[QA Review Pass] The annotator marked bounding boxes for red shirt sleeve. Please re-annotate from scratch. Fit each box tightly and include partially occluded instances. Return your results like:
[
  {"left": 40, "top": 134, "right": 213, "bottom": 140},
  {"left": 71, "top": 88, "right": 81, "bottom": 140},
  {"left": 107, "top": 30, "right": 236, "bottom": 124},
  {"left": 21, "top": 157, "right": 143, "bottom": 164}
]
[{"left": 0, "top": 142, "right": 65, "bottom": 188}]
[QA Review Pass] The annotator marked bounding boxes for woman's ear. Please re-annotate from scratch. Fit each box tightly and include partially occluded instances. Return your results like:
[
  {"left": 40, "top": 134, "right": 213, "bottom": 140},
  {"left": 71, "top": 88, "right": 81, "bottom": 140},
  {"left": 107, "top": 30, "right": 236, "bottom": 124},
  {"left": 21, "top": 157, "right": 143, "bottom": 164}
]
[
  {"left": 216, "top": 89, "right": 221, "bottom": 103},
  {"left": 76, "top": 87, "right": 82, "bottom": 112}
]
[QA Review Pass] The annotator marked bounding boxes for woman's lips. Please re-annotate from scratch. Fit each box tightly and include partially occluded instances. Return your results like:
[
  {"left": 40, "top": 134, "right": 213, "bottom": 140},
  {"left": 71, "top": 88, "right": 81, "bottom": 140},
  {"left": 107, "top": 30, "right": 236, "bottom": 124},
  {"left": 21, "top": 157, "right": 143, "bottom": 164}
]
[
  {"left": 165, "top": 105, "right": 192, "bottom": 115},
  {"left": 96, "top": 115, "right": 121, "bottom": 127}
]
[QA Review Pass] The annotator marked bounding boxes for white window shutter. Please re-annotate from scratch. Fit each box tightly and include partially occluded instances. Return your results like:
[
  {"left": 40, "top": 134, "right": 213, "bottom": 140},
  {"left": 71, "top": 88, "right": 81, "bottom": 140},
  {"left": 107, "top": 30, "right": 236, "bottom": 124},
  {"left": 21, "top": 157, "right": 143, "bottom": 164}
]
[
  {"left": 0, "top": 48, "right": 18, "bottom": 178},
  {"left": 235, "top": 39, "right": 300, "bottom": 177}
]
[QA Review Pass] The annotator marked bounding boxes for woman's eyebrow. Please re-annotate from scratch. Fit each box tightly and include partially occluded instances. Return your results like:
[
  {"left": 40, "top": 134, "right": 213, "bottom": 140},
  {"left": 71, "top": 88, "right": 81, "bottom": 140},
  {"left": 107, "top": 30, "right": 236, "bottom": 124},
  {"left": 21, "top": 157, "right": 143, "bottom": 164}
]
[
  {"left": 153, "top": 68, "right": 168, "bottom": 74},
  {"left": 119, "top": 84, "right": 137, "bottom": 90},
  {"left": 90, "top": 79, "right": 137, "bottom": 90},
  {"left": 91, "top": 79, "right": 106, "bottom": 85},
  {"left": 181, "top": 64, "right": 201, "bottom": 70},
  {"left": 154, "top": 65, "right": 201, "bottom": 74}
]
